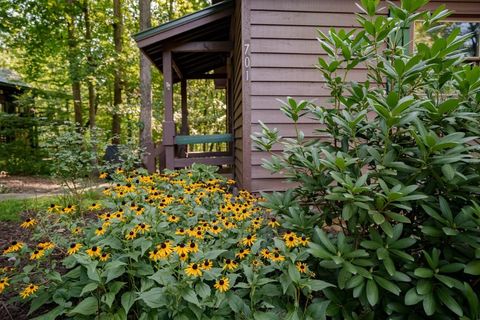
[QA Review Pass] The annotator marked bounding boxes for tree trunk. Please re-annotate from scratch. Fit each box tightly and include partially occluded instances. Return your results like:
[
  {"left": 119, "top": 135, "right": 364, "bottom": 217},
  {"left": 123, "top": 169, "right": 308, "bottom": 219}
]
[
  {"left": 139, "top": 0, "right": 154, "bottom": 170},
  {"left": 83, "top": 0, "right": 96, "bottom": 129},
  {"left": 67, "top": 0, "right": 83, "bottom": 129},
  {"left": 112, "top": 0, "right": 123, "bottom": 144}
]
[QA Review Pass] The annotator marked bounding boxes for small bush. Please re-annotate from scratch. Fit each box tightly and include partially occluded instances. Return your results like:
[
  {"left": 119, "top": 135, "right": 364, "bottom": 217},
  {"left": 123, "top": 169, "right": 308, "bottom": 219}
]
[
  {"left": 1, "top": 165, "right": 332, "bottom": 319},
  {"left": 253, "top": 0, "right": 480, "bottom": 318}
]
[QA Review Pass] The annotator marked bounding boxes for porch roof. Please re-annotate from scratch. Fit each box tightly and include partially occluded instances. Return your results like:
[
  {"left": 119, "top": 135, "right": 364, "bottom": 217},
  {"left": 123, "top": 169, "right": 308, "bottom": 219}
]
[{"left": 133, "top": 1, "right": 233, "bottom": 81}]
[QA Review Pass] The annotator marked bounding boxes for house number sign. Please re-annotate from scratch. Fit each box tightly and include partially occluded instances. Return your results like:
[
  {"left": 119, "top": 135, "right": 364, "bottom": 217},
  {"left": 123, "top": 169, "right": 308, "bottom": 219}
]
[{"left": 244, "top": 43, "right": 250, "bottom": 81}]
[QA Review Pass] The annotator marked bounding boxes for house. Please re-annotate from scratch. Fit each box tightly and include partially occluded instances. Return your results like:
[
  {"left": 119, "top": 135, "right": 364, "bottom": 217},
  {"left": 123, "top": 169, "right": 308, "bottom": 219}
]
[{"left": 134, "top": 0, "right": 480, "bottom": 192}]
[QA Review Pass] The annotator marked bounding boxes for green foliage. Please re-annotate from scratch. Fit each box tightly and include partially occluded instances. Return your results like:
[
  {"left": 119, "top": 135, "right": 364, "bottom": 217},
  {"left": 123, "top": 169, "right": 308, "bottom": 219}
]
[
  {"left": 253, "top": 0, "right": 480, "bottom": 318},
  {"left": 2, "top": 167, "right": 332, "bottom": 319}
]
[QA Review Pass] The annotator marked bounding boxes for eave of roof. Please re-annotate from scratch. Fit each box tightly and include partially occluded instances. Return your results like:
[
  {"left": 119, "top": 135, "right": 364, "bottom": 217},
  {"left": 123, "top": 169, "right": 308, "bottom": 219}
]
[{"left": 133, "top": 0, "right": 233, "bottom": 43}]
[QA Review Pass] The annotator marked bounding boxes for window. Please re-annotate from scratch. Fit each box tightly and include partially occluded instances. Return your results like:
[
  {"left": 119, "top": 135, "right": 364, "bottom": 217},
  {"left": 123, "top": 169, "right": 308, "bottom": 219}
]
[{"left": 414, "top": 20, "right": 480, "bottom": 64}]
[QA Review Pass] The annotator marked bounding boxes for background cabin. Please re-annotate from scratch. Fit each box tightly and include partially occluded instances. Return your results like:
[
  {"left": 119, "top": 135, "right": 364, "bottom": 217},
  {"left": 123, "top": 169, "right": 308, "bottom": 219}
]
[{"left": 135, "top": 0, "right": 480, "bottom": 192}]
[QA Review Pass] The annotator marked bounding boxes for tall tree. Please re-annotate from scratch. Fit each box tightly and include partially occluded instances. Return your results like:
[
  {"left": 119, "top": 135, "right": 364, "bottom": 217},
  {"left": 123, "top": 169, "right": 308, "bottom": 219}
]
[
  {"left": 66, "top": 0, "right": 83, "bottom": 129},
  {"left": 139, "top": 0, "right": 153, "bottom": 170},
  {"left": 112, "top": 0, "right": 123, "bottom": 144},
  {"left": 83, "top": 0, "right": 97, "bottom": 129}
]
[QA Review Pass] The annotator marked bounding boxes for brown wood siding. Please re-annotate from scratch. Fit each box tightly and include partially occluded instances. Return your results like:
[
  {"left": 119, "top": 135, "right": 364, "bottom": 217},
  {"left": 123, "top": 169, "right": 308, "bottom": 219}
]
[
  {"left": 231, "top": 0, "right": 244, "bottom": 187},
  {"left": 248, "top": 0, "right": 382, "bottom": 192}
]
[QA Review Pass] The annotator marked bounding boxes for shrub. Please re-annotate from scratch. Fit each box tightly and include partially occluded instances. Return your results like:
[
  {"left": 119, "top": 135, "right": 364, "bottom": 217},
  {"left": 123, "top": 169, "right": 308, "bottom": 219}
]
[
  {"left": 253, "top": 0, "right": 480, "bottom": 318},
  {"left": 1, "top": 164, "right": 332, "bottom": 319}
]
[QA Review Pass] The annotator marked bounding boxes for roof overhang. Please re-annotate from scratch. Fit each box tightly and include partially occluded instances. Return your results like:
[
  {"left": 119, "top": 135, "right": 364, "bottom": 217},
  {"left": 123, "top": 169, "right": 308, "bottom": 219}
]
[{"left": 134, "top": 1, "right": 234, "bottom": 81}]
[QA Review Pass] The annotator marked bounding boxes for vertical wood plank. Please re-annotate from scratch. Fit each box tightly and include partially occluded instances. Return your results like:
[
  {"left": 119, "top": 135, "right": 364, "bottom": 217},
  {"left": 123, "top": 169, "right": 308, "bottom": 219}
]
[
  {"left": 241, "top": 0, "right": 252, "bottom": 190},
  {"left": 163, "top": 50, "right": 175, "bottom": 169},
  {"left": 179, "top": 79, "right": 188, "bottom": 157}
]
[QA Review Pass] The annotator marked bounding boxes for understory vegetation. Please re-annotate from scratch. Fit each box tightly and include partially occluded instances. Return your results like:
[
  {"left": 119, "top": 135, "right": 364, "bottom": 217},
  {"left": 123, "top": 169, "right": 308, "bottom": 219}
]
[{"left": 253, "top": 0, "right": 480, "bottom": 318}]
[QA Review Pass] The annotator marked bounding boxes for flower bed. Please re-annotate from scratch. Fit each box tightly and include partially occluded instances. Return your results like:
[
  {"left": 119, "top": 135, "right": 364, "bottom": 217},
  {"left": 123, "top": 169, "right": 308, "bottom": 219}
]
[{"left": 1, "top": 165, "right": 331, "bottom": 319}]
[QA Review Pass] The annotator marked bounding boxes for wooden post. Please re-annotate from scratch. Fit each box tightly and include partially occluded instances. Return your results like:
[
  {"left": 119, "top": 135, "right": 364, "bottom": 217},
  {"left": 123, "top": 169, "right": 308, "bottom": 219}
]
[
  {"left": 163, "top": 50, "right": 175, "bottom": 169},
  {"left": 179, "top": 79, "right": 189, "bottom": 158}
]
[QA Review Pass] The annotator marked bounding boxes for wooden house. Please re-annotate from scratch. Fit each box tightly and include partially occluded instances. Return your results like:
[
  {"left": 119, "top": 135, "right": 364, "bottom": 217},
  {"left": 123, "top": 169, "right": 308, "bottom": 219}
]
[{"left": 134, "top": 0, "right": 480, "bottom": 192}]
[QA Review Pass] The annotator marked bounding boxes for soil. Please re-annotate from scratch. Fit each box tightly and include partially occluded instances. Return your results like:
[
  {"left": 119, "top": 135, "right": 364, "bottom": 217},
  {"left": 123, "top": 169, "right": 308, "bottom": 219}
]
[{"left": 0, "top": 176, "right": 63, "bottom": 194}]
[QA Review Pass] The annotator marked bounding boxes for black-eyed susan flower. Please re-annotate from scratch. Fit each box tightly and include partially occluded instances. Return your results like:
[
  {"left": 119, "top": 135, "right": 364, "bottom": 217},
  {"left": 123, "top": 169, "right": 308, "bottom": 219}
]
[
  {"left": 125, "top": 230, "right": 137, "bottom": 240},
  {"left": 175, "top": 228, "right": 186, "bottom": 236},
  {"left": 156, "top": 242, "right": 173, "bottom": 258},
  {"left": 178, "top": 252, "right": 189, "bottom": 261},
  {"left": 201, "top": 260, "right": 213, "bottom": 271},
  {"left": 223, "top": 259, "right": 238, "bottom": 271},
  {"left": 67, "top": 243, "right": 82, "bottom": 255},
  {"left": 282, "top": 231, "right": 296, "bottom": 242},
  {"left": 3, "top": 241, "right": 24, "bottom": 254},
  {"left": 37, "top": 242, "right": 55, "bottom": 250},
  {"left": 149, "top": 249, "right": 161, "bottom": 261},
  {"left": 0, "top": 277, "right": 9, "bottom": 293},
  {"left": 99, "top": 172, "right": 108, "bottom": 179},
  {"left": 185, "top": 263, "right": 202, "bottom": 277},
  {"left": 296, "top": 262, "right": 308, "bottom": 273},
  {"left": 89, "top": 203, "right": 101, "bottom": 210},
  {"left": 30, "top": 249, "right": 45, "bottom": 260},
  {"left": 214, "top": 277, "right": 230, "bottom": 292},
  {"left": 47, "top": 203, "right": 60, "bottom": 213},
  {"left": 95, "top": 226, "right": 106, "bottom": 236},
  {"left": 20, "top": 218, "right": 37, "bottom": 229},
  {"left": 252, "top": 259, "right": 263, "bottom": 268},
  {"left": 298, "top": 235, "right": 310, "bottom": 246},
  {"left": 285, "top": 235, "right": 299, "bottom": 248},
  {"left": 86, "top": 246, "right": 102, "bottom": 257},
  {"left": 241, "top": 234, "right": 257, "bottom": 247},
  {"left": 270, "top": 252, "right": 285, "bottom": 262},
  {"left": 20, "top": 283, "right": 39, "bottom": 299},
  {"left": 167, "top": 215, "right": 179, "bottom": 223},
  {"left": 99, "top": 252, "right": 111, "bottom": 262},
  {"left": 268, "top": 217, "right": 280, "bottom": 228},
  {"left": 209, "top": 225, "right": 223, "bottom": 235},
  {"left": 174, "top": 243, "right": 189, "bottom": 256},
  {"left": 135, "top": 207, "right": 145, "bottom": 215},
  {"left": 63, "top": 204, "right": 76, "bottom": 214},
  {"left": 187, "top": 241, "right": 198, "bottom": 253},
  {"left": 236, "top": 248, "right": 251, "bottom": 259},
  {"left": 135, "top": 223, "right": 151, "bottom": 234}
]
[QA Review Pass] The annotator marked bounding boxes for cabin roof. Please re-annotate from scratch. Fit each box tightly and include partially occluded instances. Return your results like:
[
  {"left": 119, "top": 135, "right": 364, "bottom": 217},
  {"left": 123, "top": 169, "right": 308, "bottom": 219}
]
[
  {"left": 133, "top": 1, "right": 233, "bottom": 80},
  {"left": 0, "top": 68, "right": 28, "bottom": 89}
]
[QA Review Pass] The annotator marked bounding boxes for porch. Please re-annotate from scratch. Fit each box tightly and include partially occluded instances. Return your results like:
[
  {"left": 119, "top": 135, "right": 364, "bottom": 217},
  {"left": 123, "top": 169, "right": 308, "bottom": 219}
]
[{"left": 134, "top": 1, "right": 235, "bottom": 174}]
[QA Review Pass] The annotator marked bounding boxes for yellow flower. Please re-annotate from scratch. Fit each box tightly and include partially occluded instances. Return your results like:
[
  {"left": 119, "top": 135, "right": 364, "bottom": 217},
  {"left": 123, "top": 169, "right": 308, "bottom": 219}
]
[
  {"left": 270, "top": 252, "right": 285, "bottom": 262},
  {"left": 175, "top": 228, "right": 186, "bottom": 236},
  {"left": 178, "top": 252, "right": 189, "bottom": 261},
  {"left": 268, "top": 217, "right": 280, "bottom": 228},
  {"left": 187, "top": 242, "right": 199, "bottom": 253},
  {"left": 30, "top": 249, "right": 45, "bottom": 260},
  {"left": 20, "top": 283, "right": 39, "bottom": 299},
  {"left": 99, "top": 252, "right": 111, "bottom": 262},
  {"left": 214, "top": 277, "right": 230, "bottom": 292},
  {"left": 156, "top": 242, "right": 173, "bottom": 258},
  {"left": 37, "top": 242, "right": 55, "bottom": 250},
  {"left": 67, "top": 243, "right": 82, "bottom": 255},
  {"left": 223, "top": 259, "right": 238, "bottom": 271},
  {"left": 20, "top": 218, "right": 37, "bottom": 229},
  {"left": 252, "top": 259, "right": 263, "bottom": 268},
  {"left": 167, "top": 215, "right": 179, "bottom": 223},
  {"left": 86, "top": 246, "right": 102, "bottom": 257},
  {"left": 209, "top": 225, "right": 223, "bottom": 235},
  {"left": 236, "top": 248, "right": 251, "bottom": 259},
  {"left": 135, "top": 223, "right": 151, "bottom": 234},
  {"left": 174, "top": 243, "right": 189, "bottom": 256},
  {"left": 135, "top": 207, "right": 145, "bottom": 215},
  {"left": 149, "top": 248, "right": 161, "bottom": 261},
  {"left": 296, "top": 262, "right": 308, "bottom": 273},
  {"left": 125, "top": 230, "right": 137, "bottom": 240},
  {"left": 3, "top": 241, "right": 24, "bottom": 254},
  {"left": 95, "top": 226, "right": 107, "bottom": 236},
  {"left": 89, "top": 203, "right": 101, "bottom": 210},
  {"left": 185, "top": 263, "right": 202, "bottom": 277},
  {"left": 298, "top": 235, "right": 310, "bottom": 246},
  {"left": 72, "top": 227, "right": 83, "bottom": 235},
  {"left": 62, "top": 204, "right": 76, "bottom": 214},
  {"left": 282, "top": 231, "right": 296, "bottom": 242},
  {"left": 0, "top": 277, "right": 9, "bottom": 293},
  {"left": 99, "top": 172, "right": 108, "bottom": 179},
  {"left": 241, "top": 234, "right": 257, "bottom": 247},
  {"left": 285, "top": 234, "right": 299, "bottom": 248},
  {"left": 201, "top": 260, "right": 213, "bottom": 271}
]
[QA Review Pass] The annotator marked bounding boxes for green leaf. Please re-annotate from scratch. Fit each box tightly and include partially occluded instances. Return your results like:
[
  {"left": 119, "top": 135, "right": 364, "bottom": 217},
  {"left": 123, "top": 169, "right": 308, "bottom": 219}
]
[
  {"left": 80, "top": 282, "right": 98, "bottom": 296},
  {"left": 309, "top": 279, "right": 334, "bottom": 291},
  {"left": 106, "top": 266, "right": 125, "bottom": 283},
  {"left": 204, "top": 249, "right": 227, "bottom": 260},
  {"left": 414, "top": 268, "right": 434, "bottom": 278},
  {"left": 121, "top": 291, "right": 135, "bottom": 315},
  {"left": 366, "top": 279, "right": 379, "bottom": 306},
  {"left": 253, "top": 311, "right": 278, "bottom": 320},
  {"left": 137, "top": 287, "right": 167, "bottom": 308},
  {"left": 195, "top": 282, "right": 211, "bottom": 299},
  {"left": 182, "top": 288, "right": 200, "bottom": 307},
  {"left": 423, "top": 293, "right": 436, "bottom": 316},
  {"left": 288, "top": 263, "right": 301, "bottom": 283},
  {"left": 405, "top": 287, "right": 423, "bottom": 305},
  {"left": 373, "top": 275, "right": 400, "bottom": 295},
  {"left": 437, "top": 287, "right": 463, "bottom": 316},
  {"left": 465, "top": 261, "right": 480, "bottom": 275},
  {"left": 67, "top": 297, "right": 98, "bottom": 316}
]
